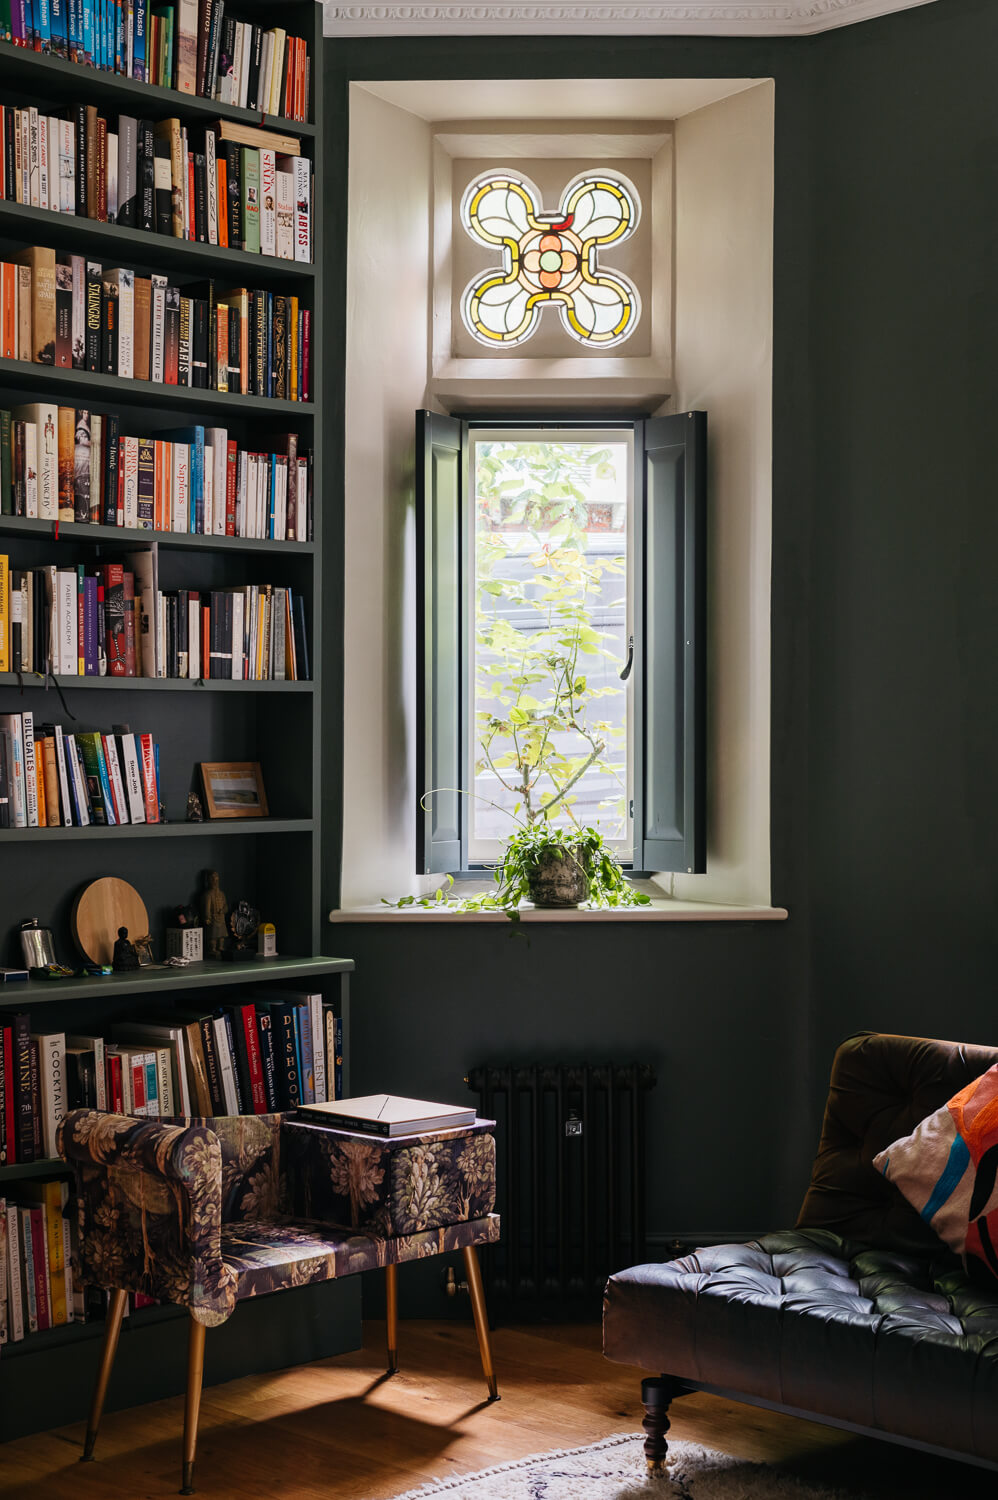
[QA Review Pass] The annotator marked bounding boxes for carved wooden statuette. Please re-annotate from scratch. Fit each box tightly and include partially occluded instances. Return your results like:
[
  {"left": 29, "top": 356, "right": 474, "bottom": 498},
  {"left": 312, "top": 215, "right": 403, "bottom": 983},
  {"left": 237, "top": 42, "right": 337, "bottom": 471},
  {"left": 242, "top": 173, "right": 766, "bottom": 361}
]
[{"left": 200, "top": 870, "right": 229, "bottom": 960}]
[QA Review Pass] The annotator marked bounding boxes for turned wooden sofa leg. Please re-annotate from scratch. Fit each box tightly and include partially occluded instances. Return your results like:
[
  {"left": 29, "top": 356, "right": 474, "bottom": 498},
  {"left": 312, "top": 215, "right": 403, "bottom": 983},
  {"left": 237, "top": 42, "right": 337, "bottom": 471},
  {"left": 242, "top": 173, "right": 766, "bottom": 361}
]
[
  {"left": 385, "top": 1263, "right": 399, "bottom": 1374},
  {"left": 180, "top": 1314, "right": 207, "bottom": 1495},
  {"left": 81, "top": 1287, "right": 128, "bottom": 1462},
  {"left": 641, "top": 1375, "right": 682, "bottom": 1476}
]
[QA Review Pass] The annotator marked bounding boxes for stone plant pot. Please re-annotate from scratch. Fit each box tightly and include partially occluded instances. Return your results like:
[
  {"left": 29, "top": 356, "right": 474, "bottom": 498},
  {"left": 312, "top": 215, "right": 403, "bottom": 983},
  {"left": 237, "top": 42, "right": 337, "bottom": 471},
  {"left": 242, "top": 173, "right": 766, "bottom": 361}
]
[{"left": 525, "top": 849, "right": 590, "bottom": 908}]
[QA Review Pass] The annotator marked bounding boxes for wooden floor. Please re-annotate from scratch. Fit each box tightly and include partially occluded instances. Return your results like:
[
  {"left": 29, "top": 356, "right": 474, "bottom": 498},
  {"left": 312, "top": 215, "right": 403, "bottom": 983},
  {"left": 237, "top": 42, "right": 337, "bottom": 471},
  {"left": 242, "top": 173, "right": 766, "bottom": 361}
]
[{"left": 0, "top": 1320, "right": 976, "bottom": 1499}]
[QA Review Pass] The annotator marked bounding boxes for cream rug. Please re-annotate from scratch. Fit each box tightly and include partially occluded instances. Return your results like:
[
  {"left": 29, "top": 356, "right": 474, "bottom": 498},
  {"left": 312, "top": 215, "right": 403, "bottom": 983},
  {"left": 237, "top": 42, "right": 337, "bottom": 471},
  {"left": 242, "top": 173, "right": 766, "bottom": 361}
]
[{"left": 390, "top": 1433, "right": 885, "bottom": 1499}]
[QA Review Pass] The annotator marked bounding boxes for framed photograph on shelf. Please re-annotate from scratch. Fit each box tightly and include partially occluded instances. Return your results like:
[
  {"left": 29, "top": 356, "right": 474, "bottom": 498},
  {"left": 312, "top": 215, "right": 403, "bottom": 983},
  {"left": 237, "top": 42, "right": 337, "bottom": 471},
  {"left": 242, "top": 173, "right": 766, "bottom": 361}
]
[{"left": 199, "top": 762, "right": 269, "bottom": 819}]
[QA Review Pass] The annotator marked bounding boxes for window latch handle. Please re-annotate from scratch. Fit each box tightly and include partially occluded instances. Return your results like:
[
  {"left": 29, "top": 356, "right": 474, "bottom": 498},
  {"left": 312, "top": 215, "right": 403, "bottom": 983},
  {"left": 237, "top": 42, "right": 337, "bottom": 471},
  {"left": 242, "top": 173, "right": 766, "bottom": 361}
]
[{"left": 619, "top": 635, "right": 634, "bottom": 682}]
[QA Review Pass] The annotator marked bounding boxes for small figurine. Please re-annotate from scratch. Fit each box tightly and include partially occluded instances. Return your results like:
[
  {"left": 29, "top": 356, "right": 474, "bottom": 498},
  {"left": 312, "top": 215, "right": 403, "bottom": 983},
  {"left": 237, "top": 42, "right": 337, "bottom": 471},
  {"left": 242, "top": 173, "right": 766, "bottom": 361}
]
[
  {"left": 173, "top": 902, "right": 199, "bottom": 928},
  {"left": 225, "top": 900, "right": 260, "bottom": 962},
  {"left": 112, "top": 926, "right": 140, "bottom": 972},
  {"left": 201, "top": 870, "right": 229, "bottom": 960},
  {"left": 186, "top": 791, "right": 204, "bottom": 823}
]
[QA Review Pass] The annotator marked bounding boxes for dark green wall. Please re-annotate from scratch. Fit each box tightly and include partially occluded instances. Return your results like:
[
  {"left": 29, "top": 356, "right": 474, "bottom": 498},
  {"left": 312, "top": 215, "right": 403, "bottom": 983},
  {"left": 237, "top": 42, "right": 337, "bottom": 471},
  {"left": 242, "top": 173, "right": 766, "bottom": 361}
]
[
  {"left": 809, "top": 0, "right": 998, "bottom": 1055},
  {"left": 322, "top": 0, "right": 997, "bottom": 1303}
]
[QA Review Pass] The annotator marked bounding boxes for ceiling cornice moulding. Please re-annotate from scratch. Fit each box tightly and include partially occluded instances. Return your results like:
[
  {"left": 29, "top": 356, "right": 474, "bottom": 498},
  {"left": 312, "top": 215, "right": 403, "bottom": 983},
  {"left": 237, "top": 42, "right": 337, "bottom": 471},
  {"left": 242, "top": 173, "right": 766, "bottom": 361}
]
[{"left": 323, "top": 0, "right": 938, "bottom": 38}]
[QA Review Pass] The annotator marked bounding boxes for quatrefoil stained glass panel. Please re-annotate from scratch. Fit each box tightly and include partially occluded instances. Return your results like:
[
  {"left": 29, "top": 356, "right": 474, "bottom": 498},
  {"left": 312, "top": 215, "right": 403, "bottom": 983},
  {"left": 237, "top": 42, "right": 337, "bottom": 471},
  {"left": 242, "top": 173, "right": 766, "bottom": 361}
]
[{"left": 459, "top": 170, "right": 642, "bottom": 350}]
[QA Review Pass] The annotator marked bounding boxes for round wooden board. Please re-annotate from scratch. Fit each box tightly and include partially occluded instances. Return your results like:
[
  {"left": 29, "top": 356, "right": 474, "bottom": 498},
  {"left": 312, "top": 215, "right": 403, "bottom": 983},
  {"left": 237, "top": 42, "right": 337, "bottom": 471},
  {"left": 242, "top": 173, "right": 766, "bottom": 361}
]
[{"left": 72, "top": 878, "right": 150, "bottom": 966}]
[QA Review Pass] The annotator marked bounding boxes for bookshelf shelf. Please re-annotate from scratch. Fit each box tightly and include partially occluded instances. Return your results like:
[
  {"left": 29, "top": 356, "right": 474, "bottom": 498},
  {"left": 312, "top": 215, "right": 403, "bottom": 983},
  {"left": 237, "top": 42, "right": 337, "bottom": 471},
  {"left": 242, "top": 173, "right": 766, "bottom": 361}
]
[
  {"left": 0, "top": 43, "right": 316, "bottom": 139},
  {"left": 0, "top": 358, "right": 313, "bottom": 417},
  {"left": 0, "top": 673, "right": 313, "bottom": 692},
  {"left": 0, "top": 816, "right": 314, "bottom": 842},
  {"left": 1, "top": 1301, "right": 187, "bottom": 1361},
  {"left": 5, "top": 955, "right": 354, "bottom": 1006},
  {"left": 0, "top": 515, "right": 314, "bottom": 554},
  {"left": 0, "top": 1157, "right": 67, "bottom": 1183},
  {"left": 0, "top": 199, "right": 317, "bottom": 284}
]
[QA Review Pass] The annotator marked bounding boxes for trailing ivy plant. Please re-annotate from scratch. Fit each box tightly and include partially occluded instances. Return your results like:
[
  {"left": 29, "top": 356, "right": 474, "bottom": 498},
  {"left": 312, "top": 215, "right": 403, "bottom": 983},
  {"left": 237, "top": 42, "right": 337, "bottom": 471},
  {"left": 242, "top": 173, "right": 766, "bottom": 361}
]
[{"left": 386, "top": 814, "right": 650, "bottom": 925}]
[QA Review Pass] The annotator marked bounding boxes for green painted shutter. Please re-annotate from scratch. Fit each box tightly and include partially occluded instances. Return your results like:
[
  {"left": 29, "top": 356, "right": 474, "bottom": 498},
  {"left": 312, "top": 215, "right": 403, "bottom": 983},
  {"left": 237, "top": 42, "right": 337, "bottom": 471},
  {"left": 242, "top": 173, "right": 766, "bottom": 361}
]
[
  {"left": 416, "top": 411, "right": 465, "bottom": 874},
  {"left": 635, "top": 411, "right": 707, "bottom": 874}
]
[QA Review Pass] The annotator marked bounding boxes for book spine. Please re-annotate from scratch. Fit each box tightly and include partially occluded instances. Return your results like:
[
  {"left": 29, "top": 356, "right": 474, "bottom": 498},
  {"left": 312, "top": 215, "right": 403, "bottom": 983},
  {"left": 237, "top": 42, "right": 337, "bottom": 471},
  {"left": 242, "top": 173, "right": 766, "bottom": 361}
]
[
  {"left": 255, "top": 1010, "right": 278, "bottom": 1111},
  {"left": 35, "top": 1031, "right": 66, "bottom": 1158},
  {"left": 240, "top": 1007, "right": 267, "bottom": 1114},
  {"left": 198, "top": 1016, "right": 224, "bottom": 1114}
]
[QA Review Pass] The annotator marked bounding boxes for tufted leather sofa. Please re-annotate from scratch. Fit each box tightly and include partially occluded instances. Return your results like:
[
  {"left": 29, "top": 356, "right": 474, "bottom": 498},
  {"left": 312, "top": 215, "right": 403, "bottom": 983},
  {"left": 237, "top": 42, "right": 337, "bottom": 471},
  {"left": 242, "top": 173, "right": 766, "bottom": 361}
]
[{"left": 603, "top": 1032, "right": 998, "bottom": 1471}]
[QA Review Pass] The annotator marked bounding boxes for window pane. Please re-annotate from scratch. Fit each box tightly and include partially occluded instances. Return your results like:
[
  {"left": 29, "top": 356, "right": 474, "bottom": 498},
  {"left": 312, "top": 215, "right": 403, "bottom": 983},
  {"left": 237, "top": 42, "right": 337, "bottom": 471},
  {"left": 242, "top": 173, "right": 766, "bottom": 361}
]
[{"left": 470, "top": 434, "right": 632, "bottom": 855}]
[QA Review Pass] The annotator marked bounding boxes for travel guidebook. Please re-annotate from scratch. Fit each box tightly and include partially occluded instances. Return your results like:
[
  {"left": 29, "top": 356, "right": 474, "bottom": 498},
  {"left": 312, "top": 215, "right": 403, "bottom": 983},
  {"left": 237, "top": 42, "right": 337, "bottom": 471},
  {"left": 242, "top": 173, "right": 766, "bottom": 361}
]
[{"left": 295, "top": 1094, "right": 476, "bottom": 1137}]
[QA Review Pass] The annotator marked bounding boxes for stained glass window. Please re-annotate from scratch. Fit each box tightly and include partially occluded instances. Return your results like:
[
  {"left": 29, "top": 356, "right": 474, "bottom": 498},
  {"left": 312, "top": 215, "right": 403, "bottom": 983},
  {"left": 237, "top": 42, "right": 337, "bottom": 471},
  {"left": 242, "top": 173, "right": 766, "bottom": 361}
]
[{"left": 460, "top": 170, "right": 641, "bottom": 350}]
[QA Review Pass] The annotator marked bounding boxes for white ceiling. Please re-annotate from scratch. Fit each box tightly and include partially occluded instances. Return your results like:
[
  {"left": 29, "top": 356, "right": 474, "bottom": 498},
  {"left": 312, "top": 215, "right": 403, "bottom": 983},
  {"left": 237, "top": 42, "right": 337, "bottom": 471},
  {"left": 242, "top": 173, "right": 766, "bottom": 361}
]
[{"left": 323, "top": 0, "right": 939, "bottom": 39}]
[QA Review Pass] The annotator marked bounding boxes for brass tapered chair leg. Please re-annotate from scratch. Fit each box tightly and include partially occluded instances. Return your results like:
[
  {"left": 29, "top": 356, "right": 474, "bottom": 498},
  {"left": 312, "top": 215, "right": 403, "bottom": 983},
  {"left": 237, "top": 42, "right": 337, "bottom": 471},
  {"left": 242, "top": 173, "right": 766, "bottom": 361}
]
[
  {"left": 461, "top": 1245, "right": 499, "bottom": 1402},
  {"left": 81, "top": 1287, "right": 128, "bottom": 1461},
  {"left": 385, "top": 1262, "right": 399, "bottom": 1374},
  {"left": 180, "top": 1313, "right": 207, "bottom": 1495}
]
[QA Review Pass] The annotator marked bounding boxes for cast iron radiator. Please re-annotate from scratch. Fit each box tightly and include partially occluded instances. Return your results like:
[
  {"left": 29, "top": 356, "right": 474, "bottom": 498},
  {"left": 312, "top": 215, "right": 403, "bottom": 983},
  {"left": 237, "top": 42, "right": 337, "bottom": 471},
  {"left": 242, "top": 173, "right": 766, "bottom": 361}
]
[{"left": 467, "top": 1063, "right": 656, "bottom": 1312}]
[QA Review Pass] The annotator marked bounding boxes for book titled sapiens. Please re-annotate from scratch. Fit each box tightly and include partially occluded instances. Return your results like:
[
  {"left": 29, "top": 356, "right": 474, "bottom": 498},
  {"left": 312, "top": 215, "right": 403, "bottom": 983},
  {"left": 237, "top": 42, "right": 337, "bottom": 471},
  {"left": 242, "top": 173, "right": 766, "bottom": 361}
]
[{"left": 295, "top": 1094, "right": 476, "bottom": 1137}]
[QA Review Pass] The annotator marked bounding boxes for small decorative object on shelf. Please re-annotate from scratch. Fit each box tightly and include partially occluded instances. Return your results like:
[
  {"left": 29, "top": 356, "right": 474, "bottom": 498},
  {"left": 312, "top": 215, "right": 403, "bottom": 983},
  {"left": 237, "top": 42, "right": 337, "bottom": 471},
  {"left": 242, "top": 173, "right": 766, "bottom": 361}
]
[
  {"left": 199, "top": 761, "right": 268, "bottom": 819},
  {"left": 186, "top": 792, "right": 204, "bottom": 822},
  {"left": 133, "top": 933, "right": 155, "bottom": 967},
  {"left": 112, "top": 927, "right": 140, "bottom": 972},
  {"left": 200, "top": 869, "right": 229, "bottom": 959},
  {"left": 257, "top": 922, "right": 278, "bottom": 958},
  {"left": 166, "top": 926, "right": 204, "bottom": 962},
  {"left": 19, "top": 918, "right": 58, "bottom": 969},
  {"left": 173, "top": 903, "right": 199, "bottom": 927},
  {"left": 224, "top": 899, "right": 259, "bottom": 962}
]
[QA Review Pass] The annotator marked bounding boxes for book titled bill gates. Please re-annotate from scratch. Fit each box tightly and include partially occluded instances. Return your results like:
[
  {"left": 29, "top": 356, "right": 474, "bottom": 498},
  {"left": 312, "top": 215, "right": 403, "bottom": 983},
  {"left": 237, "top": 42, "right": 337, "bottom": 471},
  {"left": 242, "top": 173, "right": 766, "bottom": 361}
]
[{"left": 296, "top": 1094, "right": 476, "bottom": 1138}]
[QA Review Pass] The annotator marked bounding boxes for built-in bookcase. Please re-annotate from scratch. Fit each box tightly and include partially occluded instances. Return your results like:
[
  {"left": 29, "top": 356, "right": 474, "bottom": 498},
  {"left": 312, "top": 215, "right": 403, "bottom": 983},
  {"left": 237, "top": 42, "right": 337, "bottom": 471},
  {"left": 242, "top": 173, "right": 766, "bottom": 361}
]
[{"left": 0, "top": 4, "right": 361, "bottom": 1441}]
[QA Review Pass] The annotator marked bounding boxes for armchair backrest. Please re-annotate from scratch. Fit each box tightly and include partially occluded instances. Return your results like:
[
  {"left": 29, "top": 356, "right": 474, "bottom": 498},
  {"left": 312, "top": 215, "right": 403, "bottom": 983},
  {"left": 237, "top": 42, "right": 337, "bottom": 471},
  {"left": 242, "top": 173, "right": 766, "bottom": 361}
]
[
  {"left": 176, "top": 1114, "right": 286, "bottom": 1223},
  {"left": 796, "top": 1031, "right": 998, "bottom": 1252}
]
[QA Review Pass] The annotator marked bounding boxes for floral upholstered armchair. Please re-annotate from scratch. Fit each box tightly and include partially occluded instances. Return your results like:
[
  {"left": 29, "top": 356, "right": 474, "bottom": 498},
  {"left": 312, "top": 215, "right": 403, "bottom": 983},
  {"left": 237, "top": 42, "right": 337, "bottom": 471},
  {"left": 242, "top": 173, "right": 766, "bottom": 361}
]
[{"left": 58, "top": 1108, "right": 499, "bottom": 1494}]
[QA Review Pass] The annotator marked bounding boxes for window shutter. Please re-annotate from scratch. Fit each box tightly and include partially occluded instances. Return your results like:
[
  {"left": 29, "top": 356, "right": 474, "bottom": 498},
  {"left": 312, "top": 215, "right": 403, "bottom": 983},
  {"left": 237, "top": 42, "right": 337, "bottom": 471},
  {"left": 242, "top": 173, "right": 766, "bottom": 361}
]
[
  {"left": 415, "top": 411, "right": 465, "bottom": 874},
  {"left": 635, "top": 411, "right": 707, "bottom": 874}
]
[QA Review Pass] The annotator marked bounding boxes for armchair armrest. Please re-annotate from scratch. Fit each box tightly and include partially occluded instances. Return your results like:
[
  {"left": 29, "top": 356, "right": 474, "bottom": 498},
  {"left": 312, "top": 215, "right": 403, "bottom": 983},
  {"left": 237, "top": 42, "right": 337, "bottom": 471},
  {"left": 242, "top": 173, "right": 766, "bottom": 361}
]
[{"left": 57, "top": 1110, "right": 238, "bottom": 1326}]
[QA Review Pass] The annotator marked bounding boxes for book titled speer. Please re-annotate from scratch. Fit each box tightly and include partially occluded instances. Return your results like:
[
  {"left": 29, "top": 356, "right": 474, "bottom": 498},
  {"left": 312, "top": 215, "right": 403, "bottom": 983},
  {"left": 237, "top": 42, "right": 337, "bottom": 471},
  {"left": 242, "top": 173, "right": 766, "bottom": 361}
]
[{"left": 295, "top": 1094, "right": 476, "bottom": 1137}]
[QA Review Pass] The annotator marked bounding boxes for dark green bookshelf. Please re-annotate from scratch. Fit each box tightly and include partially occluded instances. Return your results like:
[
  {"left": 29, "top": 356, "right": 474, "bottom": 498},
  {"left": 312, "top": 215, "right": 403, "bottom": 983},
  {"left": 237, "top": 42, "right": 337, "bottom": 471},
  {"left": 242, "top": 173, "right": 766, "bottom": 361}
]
[
  {"left": 0, "top": 357, "right": 313, "bottom": 417},
  {"left": 0, "top": 199, "right": 317, "bottom": 284},
  {"left": 0, "top": 515, "right": 314, "bottom": 553},
  {"left": 0, "top": 4, "right": 358, "bottom": 1439},
  {"left": 0, "top": 673, "right": 313, "bottom": 692},
  {"left": 0, "top": 39, "right": 317, "bottom": 139}
]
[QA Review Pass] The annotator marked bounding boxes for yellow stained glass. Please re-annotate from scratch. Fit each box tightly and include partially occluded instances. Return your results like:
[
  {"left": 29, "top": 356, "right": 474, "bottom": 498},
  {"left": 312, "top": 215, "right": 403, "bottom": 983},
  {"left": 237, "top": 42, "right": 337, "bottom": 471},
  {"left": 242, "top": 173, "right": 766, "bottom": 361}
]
[{"left": 460, "top": 170, "right": 641, "bottom": 350}]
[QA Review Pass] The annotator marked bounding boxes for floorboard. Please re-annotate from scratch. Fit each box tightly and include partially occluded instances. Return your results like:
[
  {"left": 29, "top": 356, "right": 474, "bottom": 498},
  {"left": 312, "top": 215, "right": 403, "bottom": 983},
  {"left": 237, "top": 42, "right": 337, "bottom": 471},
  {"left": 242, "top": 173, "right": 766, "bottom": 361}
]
[{"left": 0, "top": 1320, "right": 976, "bottom": 1498}]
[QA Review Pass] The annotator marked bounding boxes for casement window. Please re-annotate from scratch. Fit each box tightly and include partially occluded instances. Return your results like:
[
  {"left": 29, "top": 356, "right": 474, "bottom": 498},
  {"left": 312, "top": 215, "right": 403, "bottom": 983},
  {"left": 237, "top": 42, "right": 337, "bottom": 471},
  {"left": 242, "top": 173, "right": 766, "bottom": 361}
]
[{"left": 416, "top": 410, "right": 707, "bottom": 877}]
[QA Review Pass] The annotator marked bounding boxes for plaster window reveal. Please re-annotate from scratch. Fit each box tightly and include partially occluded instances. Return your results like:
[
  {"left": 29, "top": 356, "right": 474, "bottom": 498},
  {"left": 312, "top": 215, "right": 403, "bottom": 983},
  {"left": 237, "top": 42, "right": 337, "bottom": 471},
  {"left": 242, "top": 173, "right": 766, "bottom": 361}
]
[{"left": 460, "top": 170, "right": 641, "bottom": 349}]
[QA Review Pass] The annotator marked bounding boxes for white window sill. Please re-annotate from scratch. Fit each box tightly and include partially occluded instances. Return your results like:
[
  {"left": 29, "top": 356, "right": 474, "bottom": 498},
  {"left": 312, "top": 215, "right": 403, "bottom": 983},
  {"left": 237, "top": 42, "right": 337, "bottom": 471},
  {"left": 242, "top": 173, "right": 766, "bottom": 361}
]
[{"left": 329, "top": 900, "right": 788, "bottom": 924}]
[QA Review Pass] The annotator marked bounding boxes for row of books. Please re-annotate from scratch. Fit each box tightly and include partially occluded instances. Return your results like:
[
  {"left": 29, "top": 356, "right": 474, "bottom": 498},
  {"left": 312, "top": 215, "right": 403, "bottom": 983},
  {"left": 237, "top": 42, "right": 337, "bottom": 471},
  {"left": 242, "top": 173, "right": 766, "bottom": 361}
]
[
  {"left": 2, "top": 248, "right": 311, "bottom": 400},
  {"left": 0, "top": 412, "right": 312, "bottom": 540},
  {"left": 0, "top": 552, "right": 311, "bottom": 680},
  {"left": 2, "top": 0, "right": 310, "bottom": 121},
  {"left": 0, "top": 993, "right": 344, "bottom": 1166},
  {"left": 1, "top": 106, "right": 312, "bottom": 260},
  {"left": 1, "top": 1182, "right": 75, "bottom": 1339},
  {"left": 0, "top": 711, "right": 161, "bottom": 827},
  {"left": 159, "top": 583, "right": 309, "bottom": 681}
]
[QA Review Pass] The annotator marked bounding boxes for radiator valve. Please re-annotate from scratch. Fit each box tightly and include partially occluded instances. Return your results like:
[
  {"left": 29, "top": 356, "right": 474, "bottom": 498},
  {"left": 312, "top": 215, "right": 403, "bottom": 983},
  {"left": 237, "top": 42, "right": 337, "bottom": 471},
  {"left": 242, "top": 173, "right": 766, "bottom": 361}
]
[
  {"left": 444, "top": 1266, "right": 469, "bottom": 1298},
  {"left": 565, "top": 1110, "right": 583, "bottom": 1138}
]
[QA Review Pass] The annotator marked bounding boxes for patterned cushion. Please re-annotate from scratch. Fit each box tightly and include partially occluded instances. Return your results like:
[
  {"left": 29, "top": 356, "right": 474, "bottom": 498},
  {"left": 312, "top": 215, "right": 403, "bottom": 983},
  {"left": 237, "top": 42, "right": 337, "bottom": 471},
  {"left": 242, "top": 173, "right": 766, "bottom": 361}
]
[
  {"left": 221, "top": 1213, "right": 501, "bottom": 1303},
  {"left": 874, "top": 1065, "right": 998, "bottom": 1280}
]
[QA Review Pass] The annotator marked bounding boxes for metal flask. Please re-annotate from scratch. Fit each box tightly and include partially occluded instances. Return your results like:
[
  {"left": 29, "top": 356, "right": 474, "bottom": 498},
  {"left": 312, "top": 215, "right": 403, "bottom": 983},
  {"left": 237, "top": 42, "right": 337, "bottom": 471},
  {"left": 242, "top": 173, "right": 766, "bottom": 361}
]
[{"left": 20, "top": 919, "right": 57, "bottom": 970}]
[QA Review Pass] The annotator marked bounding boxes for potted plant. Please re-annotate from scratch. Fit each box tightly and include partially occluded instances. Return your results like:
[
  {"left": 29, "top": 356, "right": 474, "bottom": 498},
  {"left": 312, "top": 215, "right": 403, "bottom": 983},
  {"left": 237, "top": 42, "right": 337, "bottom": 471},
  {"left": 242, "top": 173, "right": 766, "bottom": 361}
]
[{"left": 391, "top": 437, "right": 651, "bottom": 923}]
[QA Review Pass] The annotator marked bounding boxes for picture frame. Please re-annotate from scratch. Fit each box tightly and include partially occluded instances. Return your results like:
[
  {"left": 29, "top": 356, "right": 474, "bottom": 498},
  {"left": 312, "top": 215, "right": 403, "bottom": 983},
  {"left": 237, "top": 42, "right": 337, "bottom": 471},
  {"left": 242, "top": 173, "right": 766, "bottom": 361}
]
[{"left": 199, "top": 762, "right": 269, "bottom": 820}]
